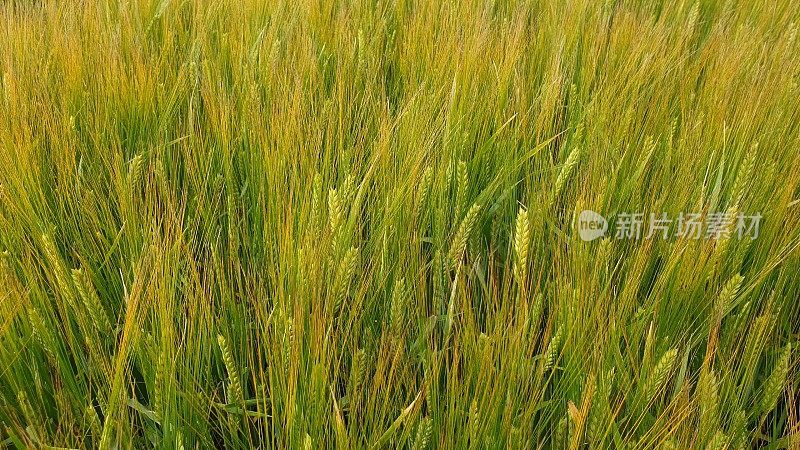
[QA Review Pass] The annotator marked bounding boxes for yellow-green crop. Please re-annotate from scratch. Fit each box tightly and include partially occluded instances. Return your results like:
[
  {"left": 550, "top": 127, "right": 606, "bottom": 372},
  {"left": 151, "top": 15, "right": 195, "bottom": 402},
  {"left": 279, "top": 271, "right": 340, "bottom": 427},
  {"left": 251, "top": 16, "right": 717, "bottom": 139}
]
[{"left": 1, "top": 0, "right": 798, "bottom": 448}]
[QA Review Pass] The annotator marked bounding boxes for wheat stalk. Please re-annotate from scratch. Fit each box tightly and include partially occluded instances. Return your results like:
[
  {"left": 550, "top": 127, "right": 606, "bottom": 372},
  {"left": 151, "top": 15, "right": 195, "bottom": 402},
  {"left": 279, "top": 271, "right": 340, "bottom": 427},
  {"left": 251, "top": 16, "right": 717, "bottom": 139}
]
[
  {"left": 328, "top": 188, "right": 343, "bottom": 255},
  {"left": 28, "top": 307, "right": 54, "bottom": 356},
  {"left": 543, "top": 326, "right": 563, "bottom": 371},
  {"left": 759, "top": 343, "right": 791, "bottom": 415},
  {"left": 310, "top": 173, "right": 323, "bottom": 237},
  {"left": 448, "top": 203, "right": 481, "bottom": 268},
  {"left": 71, "top": 268, "right": 112, "bottom": 332},
  {"left": 414, "top": 166, "right": 433, "bottom": 223},
  {"left": 513, "top": 206, "right": 530, "bottom": 285},
  {"left": 333, "top": 246, "right": 359, "bottom": 315},
  {"left": 641, "top": 348, "right": 678, "bottom": 404},
  {"left": 732, "top": 142, "right": 757, "bottom": 207},
  {"left": 552, "top": 145, "right": 581, "bottom": 203},
  {"left": 455, "top": 160, "right": 468, "bottom": 217},
  {"left": 217, "top": 334, "right": 243, "bottom": 404},
  {"left": 127, "top": 154, "right": 144, "bottom": 189},
  {"left": 715, "top": 273, "right": 743, "bottom": 320},
  {"left": 41, "top": 234, "right": 78, "bottom": 311},
  {"left": 697, "top": 368, "right": 719, "bottom": 434},
  {"left": 390, "top": 277, "right": 409, "bottom": 336}
]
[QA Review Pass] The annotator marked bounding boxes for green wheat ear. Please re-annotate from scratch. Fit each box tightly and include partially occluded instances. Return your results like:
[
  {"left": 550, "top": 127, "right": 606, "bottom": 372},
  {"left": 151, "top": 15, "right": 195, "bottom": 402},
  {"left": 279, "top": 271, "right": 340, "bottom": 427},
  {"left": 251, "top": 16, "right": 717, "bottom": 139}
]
[
  {"left": 283, "top": 317, "right": 295, "bottom": 376},
  {"left": 524, "top": 293, "right": 544, "bottom": 349},
  {"left": 697, "top": 368, "right": 719, "bottom": 435},
  {"left": 389, "top": 277, "right": 409, "bottom": 335},
  {"left": 641, "top": 348, "right": 678, "bottom": 404},
  {"left": 341, "top": 173, "right": 356, "bottom": 206},
  {"left": 127, "top": 153, "right": 144, "bottom": 189},
  {"left": 455, "top": 160, "right": 468, "bottom": 217},
  {"left": 715, "top": 273, "right": 743, "bottom": 320},
  {"left": 468, "top": 398, "right": 480, "bottom": 440},
  {"left": 728, "top": 409, "right": 748, "bottom": 450},
  {"left": 543, "top": 326, "right": 563, "bottom": 371},
  {"left": 348, "top": 348, "right": 366, "bottom": 396},
  {"left": 412, "top": 416, "right": 432, "bottom": 450},
  {"left": 414, "top": 166, "right": 433, "bottom": 223},
  {"left": 310, "top": 172, "right": 323, "bottom": 236},
  {"left": 741, "top": 313, "right": 772, "bottom": 382},
  {"left": 333, "top": 246, "right": 359, "bottom": 315},
  {"left": 447, "top": 203, "right": 481, "bottom": 269},
  {"left": 732, "top": 142, "right": 757, "bottom": 207},
  {"left": 328, "top": 188, "right": 343, "bottom": 254},
  {"left": 586, "top": 370, "right": 614, "bottom": 444},
  {"left": 553, "top": 412, "right": 569, "bottom": 449},
  {"left": 759, "top": 343, "right": 791, "bottom": 415},
  {"left": 705, "top": 430, "right": 728, "bottom": 450},
  {"left": 41, "top": 233, "right": 78, "bottom": 311},
  {"left": 216, "top": 334, "right": 243, "bottom": 405},
  {"left": 72, "top": 268, "right": 112, "bottom": 332},
  {"left": 552, "top": 145, "right": 581, "bottom": 203},
  {"left": 28, "top": 307, "right": 54, "bottom": 356},
  {"left": 513, "top": 206, "right": 530, "bottom": 285}
]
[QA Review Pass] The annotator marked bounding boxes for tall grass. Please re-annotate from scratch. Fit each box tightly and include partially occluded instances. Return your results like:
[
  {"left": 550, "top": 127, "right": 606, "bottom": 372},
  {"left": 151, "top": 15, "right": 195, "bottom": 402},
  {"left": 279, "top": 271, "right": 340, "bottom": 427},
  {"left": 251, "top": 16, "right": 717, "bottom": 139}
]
[{"left": 1, "top": 0, "right": 799, "bottom": 448}]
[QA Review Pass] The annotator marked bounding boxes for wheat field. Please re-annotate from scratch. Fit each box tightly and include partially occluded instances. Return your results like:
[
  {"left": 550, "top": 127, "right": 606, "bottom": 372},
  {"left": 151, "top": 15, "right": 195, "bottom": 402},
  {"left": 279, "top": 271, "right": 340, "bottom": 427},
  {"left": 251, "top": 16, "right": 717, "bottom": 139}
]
[{"left": 0, "top": 0, "right": 799, "bottom": 448}]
